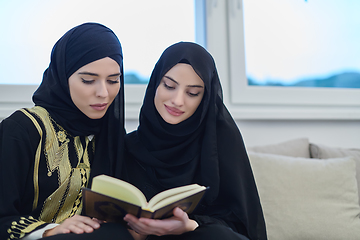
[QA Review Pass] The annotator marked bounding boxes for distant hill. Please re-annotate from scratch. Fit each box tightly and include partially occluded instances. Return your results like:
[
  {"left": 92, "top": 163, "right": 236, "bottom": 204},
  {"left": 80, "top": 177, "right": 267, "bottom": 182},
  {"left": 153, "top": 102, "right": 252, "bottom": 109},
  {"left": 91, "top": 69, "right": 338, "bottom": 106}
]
[{"left": 248, "top": 71, "right": 360, "bottom": 88}]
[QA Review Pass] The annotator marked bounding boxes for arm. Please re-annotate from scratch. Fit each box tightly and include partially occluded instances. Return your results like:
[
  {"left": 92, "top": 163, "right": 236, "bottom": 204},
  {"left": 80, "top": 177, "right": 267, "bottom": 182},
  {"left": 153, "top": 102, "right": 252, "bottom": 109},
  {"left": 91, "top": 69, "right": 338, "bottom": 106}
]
[
  {"left": 23, "top": 216, "right": 102, "bottom": 239},
  {"left": 0, "top": 111, "right": 47, "bottom": 239},
  {"left": 0, "top": 111, "right": 101, "bottom": 238},
  {"left": 23, "top": 223, "right": 59, "bottom": 240}
]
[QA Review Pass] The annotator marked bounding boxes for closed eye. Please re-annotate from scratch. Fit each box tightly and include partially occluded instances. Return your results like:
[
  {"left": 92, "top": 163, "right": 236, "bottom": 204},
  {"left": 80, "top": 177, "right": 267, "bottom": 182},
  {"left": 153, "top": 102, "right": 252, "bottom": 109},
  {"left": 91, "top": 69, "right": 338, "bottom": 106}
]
[
  {"left": 188, "top": 92, "right": 200, "bottom": 97},
  {"left": 107, "top": 79, "right": 120, "bottom": 84},
  {"left": 163, "top": 82, "right": 175, "bottom": 90},
  {"left": 81, "top": 78, "right": 94, "bottom": 84}
]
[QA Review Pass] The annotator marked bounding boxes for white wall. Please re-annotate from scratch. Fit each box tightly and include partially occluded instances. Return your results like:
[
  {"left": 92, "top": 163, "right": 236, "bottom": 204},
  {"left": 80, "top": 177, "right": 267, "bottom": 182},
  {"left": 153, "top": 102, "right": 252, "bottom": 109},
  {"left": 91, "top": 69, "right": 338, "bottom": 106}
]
[
  {"left": 125, "top": 119, "right": 360, "bottom": 149},
  {"left": 237, "top": 120, "right": 360, "bottom": 149}
]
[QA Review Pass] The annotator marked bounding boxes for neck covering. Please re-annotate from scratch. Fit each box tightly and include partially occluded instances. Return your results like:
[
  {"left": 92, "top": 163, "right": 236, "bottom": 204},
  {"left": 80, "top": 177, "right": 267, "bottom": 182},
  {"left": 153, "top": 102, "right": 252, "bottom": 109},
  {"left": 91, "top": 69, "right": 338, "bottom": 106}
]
[
  {"left": 125, "top": 42, "right": 267, "bottom": 239},
  {"left": 33, "top": 22, "right": 125, "bottom": 178}
]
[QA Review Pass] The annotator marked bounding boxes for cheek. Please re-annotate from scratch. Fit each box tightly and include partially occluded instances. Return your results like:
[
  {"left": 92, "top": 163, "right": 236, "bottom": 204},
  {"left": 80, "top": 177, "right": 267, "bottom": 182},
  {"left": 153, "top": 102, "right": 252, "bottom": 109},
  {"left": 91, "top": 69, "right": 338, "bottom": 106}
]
[
  {"left": 189, "top": 98, "right": 203, "bottom": 113},
  {"left": 155, "top": 87, "right": 172, "bottom": 102},
  {"left": 69, "top": 83, "right": 84, "bottom": 104},
  {"left": 154, "top": 87, "right": 168, "bottom": 113},
  {"left": 109, "top": 85, "right": 120, "bottom": 99}
]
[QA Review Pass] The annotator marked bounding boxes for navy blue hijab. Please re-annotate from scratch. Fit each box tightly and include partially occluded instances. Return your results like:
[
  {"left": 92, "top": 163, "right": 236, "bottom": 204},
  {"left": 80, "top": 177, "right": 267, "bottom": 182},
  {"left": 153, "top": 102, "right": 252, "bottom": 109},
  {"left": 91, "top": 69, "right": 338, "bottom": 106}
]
[{"left": 33, "top": 22, "right": 125, "bottom": 178}]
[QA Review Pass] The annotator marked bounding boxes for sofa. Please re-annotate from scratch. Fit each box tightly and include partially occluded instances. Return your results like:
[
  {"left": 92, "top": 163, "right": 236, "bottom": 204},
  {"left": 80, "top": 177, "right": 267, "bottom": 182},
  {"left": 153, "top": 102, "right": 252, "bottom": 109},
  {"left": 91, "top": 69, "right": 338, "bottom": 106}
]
[{"left": 246, "top": 138, "right": 360, "bottom": 240}]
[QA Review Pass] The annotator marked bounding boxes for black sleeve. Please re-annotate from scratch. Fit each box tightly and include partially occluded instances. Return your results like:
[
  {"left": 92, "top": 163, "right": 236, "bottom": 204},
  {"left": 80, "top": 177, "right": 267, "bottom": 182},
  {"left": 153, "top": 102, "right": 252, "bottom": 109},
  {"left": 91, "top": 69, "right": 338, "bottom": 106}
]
[
  {"left": 189, "top": 202, "right": 246, "bottom": 233},
  {"left": 0, "top": 110, "right": 47, "bottom": 239}
]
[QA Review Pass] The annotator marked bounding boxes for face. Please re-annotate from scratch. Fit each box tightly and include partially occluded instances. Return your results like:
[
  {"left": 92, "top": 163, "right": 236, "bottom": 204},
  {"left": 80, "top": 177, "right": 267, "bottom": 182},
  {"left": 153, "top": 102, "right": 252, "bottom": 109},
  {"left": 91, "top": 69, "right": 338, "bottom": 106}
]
[
  {"left": 68, "top": 57, "right": 121, "bottom": 119},
  {"left": 154, "top": 63, "right": 205, "bottom": 124}
]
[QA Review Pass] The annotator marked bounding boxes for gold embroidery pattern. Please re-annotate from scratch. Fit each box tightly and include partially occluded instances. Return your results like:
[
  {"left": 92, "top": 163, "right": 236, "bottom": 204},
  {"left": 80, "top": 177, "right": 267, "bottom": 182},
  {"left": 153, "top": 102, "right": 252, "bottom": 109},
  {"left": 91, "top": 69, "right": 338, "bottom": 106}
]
[
  {"left": 57, "top": 131, "right": 67, "bottom": 143},
  {"left": 6, "top": 216, "right": 45, "bottom": 240},
  {"left": 24, "top": 106, "right": 91, "bottom": 224},
  {"left": 19, "top": 109, "right": 43, "bottom": 211}
]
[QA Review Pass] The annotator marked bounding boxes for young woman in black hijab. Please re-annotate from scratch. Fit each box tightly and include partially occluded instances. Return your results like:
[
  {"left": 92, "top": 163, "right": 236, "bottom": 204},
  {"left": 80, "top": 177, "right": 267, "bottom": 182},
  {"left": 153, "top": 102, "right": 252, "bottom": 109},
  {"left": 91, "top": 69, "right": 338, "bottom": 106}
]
[
  {"left": 0, "top": 23, "right": 126, "bottom": 239},
  {"left": 123, "top": 42, "right": 267, "bottom": 240}
]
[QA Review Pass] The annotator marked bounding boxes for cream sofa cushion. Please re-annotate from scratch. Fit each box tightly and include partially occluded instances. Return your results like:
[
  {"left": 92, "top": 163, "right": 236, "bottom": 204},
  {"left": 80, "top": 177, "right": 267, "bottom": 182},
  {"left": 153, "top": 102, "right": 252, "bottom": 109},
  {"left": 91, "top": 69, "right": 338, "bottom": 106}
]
[
  {"left": 248, "top": 152, "right": 360, "bottom": 240},
  {"left": 310, "top": 143, "right": 360, "bottom": 203},
  {"left": 247, "top": 138, "right": 310, "bottom": 158}
]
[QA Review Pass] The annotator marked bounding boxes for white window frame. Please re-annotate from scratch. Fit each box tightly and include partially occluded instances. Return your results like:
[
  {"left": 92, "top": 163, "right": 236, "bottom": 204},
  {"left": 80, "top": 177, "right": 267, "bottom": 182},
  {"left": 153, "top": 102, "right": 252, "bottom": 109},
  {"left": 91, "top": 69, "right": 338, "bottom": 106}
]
[{"left": 206, "top": 0, "right": 360, "bottom": 120}]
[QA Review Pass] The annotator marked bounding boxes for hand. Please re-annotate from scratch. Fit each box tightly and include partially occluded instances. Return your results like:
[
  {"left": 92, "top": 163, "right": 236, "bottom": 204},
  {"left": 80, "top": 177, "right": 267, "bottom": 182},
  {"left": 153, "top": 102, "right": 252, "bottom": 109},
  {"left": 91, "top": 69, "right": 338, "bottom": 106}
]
[
  {"left": 128, "top": 229, "right": 148, "bottom": 240},
  {"left": 124, "top": 207, "right": 198, "bottom": 236},
  {"left": 43, "top": 215, "right": 101, "bottom": 237}
]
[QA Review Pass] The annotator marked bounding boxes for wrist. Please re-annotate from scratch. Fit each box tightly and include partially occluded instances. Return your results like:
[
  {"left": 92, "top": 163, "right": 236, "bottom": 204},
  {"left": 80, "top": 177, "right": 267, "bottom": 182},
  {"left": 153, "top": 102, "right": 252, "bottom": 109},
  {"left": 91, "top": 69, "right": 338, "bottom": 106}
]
[{"left": 42, "top": 228, "right": 53, "bottom": 238}]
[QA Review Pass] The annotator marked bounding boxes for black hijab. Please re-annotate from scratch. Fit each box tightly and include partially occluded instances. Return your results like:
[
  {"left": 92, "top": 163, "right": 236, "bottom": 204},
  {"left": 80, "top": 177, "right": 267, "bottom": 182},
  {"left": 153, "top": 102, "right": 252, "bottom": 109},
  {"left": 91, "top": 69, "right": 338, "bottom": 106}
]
[
  {"left": 125, "top": 42, "right": 266, "bottom": 239},
  {"left": 33, "top": 22, "right": 125, "bottom": 179}
]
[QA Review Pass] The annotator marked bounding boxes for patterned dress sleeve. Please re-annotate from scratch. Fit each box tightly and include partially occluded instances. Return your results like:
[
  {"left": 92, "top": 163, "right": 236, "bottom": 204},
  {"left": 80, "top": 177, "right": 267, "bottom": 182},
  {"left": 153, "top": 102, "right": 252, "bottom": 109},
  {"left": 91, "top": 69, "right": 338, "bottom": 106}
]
[{"left": 0, "top": 110, "right": 47, "bottom": 239}]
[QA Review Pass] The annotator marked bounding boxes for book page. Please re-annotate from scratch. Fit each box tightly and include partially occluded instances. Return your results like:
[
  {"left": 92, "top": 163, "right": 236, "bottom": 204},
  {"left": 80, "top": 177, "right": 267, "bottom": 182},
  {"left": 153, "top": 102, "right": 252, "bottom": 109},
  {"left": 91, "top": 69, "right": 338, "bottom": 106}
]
[
  {"left": 147, "top": 185, "right": 206, "bottom": 211},
  {"left": 149, "top": 187, "right": 207, "bottom": 219},
  {"left": 91, "top": 175, "right": 147, "bottom": 207}
]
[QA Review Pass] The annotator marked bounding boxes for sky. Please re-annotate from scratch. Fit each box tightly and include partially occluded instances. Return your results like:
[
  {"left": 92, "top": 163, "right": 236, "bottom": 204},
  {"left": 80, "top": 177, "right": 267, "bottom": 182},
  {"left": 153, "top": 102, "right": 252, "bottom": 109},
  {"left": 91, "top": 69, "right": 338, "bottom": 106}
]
[
  {"left": 0, "top": 0, "right": 195, "bottom": 84},
  {"left": 243, "top": 0, "right": 360, "bottom": 84}
]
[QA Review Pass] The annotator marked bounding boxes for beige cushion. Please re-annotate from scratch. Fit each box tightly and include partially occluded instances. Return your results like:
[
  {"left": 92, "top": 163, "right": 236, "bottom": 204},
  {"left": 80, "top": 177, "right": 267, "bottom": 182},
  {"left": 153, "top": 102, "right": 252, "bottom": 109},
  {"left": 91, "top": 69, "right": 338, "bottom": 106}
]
[
  {"left": 248, "top": 151, "right": 360, "bottom": 240},
  {"left": 310, "top": 143, "right": 360, "bottom": 204},
  {"left": 247, "top": 138, "right": 310, "bottom": 158}
]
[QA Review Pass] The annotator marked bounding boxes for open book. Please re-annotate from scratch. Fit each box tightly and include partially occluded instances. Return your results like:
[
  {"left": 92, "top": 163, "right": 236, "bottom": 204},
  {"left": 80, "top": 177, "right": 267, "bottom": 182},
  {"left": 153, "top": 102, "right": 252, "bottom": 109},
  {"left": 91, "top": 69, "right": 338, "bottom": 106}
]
[{"left": 83, "top": 175, "right": 208, "bottom": 221}]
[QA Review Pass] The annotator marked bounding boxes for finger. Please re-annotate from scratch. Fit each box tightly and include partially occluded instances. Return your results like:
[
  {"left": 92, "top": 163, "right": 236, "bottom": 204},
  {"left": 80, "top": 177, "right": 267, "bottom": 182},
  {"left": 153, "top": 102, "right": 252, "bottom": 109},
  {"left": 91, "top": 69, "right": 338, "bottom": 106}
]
[
  {"left": 92, "top": 218, "right": 106, "bottom": 224},
  {"left": 79, "top": 221, "right": 100, "bottom": 233},
  {"left": 173, "top": 207, "right": 188, "bottom": 221},
  {"left": 128, "top": 218, "right": 160, "bottom": 235},
  {"left": 127, "top": 223, "right": 148, "bottom": 236},
  {"left": 63, "top": 224, "right": 86, "bottom": 234},
  {"left": 45, "top": 226, "right": 70, "bottom": 237},
  {"left": 71, "top": 215, "right": 101, "bottom": 229},
  {"left": 137, "top": 218, "right": 174, "bottom": 236},
  {"left": 82, "top": 218, "right": 101, "bottom": 229},
  {"left": 124, "top": 214, "right": 138, "bottom": 222},
  {"left": 64, "top": 219, "right": 94, "bottom": 234}
]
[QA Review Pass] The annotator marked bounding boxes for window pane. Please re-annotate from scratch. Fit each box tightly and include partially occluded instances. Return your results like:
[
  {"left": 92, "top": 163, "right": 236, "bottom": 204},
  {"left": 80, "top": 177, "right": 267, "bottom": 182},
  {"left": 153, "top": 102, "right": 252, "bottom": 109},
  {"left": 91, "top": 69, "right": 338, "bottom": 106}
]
[
  {"left": 243, "top": 0, "right": 360, "bottom": 88},
  {"left": 0, "top": 0, "right": 198, "bottom": 85}
]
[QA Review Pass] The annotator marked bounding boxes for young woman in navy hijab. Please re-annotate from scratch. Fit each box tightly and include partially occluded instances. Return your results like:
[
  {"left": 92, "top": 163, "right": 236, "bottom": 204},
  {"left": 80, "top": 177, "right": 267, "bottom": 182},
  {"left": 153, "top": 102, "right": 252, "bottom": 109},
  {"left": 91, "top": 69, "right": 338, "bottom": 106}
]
[
  {"left": 123, "top": 42, "right": 267, "bottom": 240},
  {"left": 0, "top": 23, "right": 127, "bottom": 239}
]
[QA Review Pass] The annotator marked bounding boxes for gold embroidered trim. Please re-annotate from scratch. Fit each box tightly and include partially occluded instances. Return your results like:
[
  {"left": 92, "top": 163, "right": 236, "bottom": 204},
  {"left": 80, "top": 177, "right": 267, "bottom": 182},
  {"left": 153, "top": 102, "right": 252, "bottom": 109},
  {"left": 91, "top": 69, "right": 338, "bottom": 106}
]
[
  {"left": 25, "top": 106, "right": 91, "bottom": 223},
  {"left": 19, "top": 109, "right": 42, "bottom": 211},
  {"left": 29, "top": 107, "right": 72, "bottom": 180},
  {"left": 7, "top": 216, "right": 45, "bottom": 240}
]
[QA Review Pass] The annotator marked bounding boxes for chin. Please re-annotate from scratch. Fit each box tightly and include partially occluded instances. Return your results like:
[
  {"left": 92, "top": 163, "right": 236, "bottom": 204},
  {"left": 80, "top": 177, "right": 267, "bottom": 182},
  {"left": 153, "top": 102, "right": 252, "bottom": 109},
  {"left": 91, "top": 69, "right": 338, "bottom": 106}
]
[
  {"left": 164, "top": 116, "right": 182, "bottom": 125},
  {"left": 86, "top": 112, "right": 106, "bottom": 119}
]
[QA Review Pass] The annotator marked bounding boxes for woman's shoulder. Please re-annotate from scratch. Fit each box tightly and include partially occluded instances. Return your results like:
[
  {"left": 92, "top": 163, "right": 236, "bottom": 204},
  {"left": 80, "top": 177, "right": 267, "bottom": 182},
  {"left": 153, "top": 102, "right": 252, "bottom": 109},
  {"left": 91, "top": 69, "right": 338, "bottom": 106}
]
[
  {"left": 2, "top": 108, "right": 35, "bottom": 126},
  {"left": 1, "top": 107, "right": 46, "bottom": 137}
]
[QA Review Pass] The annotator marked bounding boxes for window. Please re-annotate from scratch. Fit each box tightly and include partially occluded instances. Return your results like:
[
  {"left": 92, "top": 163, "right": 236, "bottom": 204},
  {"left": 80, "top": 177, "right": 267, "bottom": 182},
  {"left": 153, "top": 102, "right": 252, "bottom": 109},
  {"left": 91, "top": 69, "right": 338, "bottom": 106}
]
[
  {"left": 220, "top": 0, "right": 360, "bottom": 119},
  {"left": 0, "top": 0, "right": 206, "bottom": 119},
  {"left": 243, "top": 0, "right": 360, "bottom": 89}
]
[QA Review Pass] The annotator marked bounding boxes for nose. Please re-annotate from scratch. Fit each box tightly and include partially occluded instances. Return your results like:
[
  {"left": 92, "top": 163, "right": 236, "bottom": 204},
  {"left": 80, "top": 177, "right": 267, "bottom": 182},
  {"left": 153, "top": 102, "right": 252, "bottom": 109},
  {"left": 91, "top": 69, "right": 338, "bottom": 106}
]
[
  {"left": 171, "top": 90, "right": 184, "bottom": 107},
  {"left": 96, "top": 81, "right": 109, "bottom": 98}
]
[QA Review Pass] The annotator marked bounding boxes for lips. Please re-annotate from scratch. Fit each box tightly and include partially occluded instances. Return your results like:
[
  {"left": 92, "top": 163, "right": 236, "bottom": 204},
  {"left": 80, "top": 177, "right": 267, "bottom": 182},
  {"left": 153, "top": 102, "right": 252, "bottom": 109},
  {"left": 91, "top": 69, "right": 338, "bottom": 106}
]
[
  {"left": 165, "top": 104, "right": 184, "bottom": 116},
  {"left": 90, "top": 103, "right": 108, "bottom": 111}
]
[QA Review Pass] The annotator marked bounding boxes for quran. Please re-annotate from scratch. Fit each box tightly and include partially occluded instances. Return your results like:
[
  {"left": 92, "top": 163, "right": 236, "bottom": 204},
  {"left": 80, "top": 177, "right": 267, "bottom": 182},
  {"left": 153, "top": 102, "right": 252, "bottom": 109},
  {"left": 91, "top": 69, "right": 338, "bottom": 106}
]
[{"left": 83, "top": 175, "right": 208, "bottom": 221}]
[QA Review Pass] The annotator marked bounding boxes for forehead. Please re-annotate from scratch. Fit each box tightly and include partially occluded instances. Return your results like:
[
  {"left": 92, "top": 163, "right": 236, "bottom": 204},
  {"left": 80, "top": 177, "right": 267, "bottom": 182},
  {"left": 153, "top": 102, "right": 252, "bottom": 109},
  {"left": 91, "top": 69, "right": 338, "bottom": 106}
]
[
  {"left": 164, "top": 63, "right": 204, "bottom": 86},
  {"left": 77, "top": 57, "right": 120, "bottom": 73}
]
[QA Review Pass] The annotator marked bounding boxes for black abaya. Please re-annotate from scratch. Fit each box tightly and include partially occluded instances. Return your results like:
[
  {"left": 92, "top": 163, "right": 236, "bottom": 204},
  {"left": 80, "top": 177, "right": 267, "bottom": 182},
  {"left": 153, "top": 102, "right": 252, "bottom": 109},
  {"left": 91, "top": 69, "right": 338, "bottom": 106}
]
[{"left": 123, "top": 42, "right": 267, "bottom": 240}]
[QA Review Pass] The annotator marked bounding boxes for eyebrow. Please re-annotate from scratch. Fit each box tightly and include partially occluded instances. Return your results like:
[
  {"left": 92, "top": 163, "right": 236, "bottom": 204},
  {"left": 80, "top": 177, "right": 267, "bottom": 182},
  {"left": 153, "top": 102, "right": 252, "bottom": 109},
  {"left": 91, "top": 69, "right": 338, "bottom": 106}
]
[
  {"left": 78, "top": 72, "right": 121, "bottom": 77},
  {"left": 164, "top": 75, "right": 204, "bottom": 88}
]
